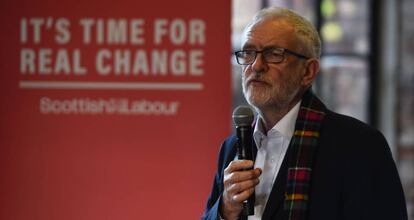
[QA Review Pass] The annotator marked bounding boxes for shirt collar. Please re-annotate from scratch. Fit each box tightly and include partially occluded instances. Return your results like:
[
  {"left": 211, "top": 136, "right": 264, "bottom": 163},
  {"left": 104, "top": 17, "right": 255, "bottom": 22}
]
[{"left": 253, "top": 101, "right": 301, "bottom": 146}]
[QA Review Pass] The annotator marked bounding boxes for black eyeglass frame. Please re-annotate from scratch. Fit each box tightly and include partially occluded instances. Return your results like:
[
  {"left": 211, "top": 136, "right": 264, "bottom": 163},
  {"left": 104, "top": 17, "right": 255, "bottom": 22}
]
[{"left": 234, "top": 47, "right": 309, "bottom": 65}]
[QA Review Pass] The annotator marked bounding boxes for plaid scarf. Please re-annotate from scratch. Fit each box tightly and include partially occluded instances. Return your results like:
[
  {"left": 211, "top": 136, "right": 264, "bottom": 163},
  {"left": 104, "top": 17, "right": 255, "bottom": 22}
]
[{"left": 283, "top": 90, "right": 326, "bottom": 220}]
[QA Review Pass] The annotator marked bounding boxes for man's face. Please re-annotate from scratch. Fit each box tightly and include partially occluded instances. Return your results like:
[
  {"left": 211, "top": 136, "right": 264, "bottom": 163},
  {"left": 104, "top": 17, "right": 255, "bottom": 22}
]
[{"left": 241, "top": 18, "right": 307, "bottom": 111}]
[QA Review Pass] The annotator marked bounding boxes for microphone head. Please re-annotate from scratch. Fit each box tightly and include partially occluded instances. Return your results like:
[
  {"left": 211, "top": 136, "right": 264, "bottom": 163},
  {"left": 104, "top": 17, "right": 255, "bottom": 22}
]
[{"left": 232, "top": 105, "right": 254, "bottom": 126}]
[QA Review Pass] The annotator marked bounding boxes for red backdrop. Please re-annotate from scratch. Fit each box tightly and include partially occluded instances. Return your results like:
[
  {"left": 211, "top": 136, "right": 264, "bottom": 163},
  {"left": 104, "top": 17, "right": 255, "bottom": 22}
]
[{"left": 0, "top": 0, "right": 231, "bottom": 219}]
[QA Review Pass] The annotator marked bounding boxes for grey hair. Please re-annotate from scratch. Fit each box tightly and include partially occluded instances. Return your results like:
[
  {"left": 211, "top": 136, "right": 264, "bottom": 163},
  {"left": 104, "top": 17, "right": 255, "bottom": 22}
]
[{"left": 247, "top": 6, "right": 322, "bottom": 59}]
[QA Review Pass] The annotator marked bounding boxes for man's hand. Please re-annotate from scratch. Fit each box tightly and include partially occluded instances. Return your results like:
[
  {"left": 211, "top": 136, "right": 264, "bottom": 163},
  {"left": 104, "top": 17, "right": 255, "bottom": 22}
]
[{"left": 220, "top": 160, "right": 261, "bottom": 220}]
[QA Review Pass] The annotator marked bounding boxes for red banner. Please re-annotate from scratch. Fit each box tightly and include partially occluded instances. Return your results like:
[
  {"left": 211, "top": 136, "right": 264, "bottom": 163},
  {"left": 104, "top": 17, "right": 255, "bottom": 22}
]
[{"left": 0, "top": 0, "right": 231, "bottom": 219}]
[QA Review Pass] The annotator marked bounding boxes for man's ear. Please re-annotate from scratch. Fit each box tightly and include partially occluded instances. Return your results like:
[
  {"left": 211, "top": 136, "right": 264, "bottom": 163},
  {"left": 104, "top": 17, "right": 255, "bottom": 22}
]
[{"left": 301, "top": 58, "right": 320, "bottom": 87}]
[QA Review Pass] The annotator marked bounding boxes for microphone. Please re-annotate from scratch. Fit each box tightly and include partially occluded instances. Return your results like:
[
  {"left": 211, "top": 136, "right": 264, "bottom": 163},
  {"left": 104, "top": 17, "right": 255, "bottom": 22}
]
[{"left": 232, "top": 106, "right": 255, "bottom": 216}]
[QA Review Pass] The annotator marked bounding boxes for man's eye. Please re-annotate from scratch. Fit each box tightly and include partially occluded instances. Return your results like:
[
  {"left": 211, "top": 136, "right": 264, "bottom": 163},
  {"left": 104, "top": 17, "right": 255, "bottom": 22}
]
[
  {"left": 244, "top": 51, "right": 256, "bottom": 56},
  {"left": 267, "top": 50, "right": 282, "bottom": 56}
]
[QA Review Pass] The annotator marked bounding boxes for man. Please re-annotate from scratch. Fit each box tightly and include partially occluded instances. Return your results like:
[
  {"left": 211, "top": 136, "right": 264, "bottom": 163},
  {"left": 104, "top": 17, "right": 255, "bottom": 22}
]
[{"left": 202, "top": 6, "right": 407, "bottom": 220}]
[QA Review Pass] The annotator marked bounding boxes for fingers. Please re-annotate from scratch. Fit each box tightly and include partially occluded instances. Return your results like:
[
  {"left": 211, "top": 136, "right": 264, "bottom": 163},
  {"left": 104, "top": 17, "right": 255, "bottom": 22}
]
[
  {"left": 223, "top": 167, "right": 261, "bottom": 198},
  {"left": 231, "top": 187, "right": 255, "bottom": 203},
  {"left": 220, "top": 160, "right": 261, "bottom": 219},
  {"left": 227, "top": 177, "right": 259, "bottom": 202},
  {"left": 224, "top": 168, "right": 261, "bottom": 186},
  {"left": 224, "top": 160, "right": 261, "bottom": 186},
  {"left": 224, "top": 160, "right": 254, "bottom": 174}
]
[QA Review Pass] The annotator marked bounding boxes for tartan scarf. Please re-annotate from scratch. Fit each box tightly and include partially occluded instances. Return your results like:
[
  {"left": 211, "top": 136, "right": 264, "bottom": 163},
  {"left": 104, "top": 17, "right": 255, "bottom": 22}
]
[{"left": 283, "top": 90, "right": 326, "bottom": 220}]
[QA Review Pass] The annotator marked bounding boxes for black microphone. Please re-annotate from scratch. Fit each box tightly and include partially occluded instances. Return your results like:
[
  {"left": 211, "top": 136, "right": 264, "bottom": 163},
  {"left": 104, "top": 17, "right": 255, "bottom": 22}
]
[{"left": 232, "top": 105, "right": 255, "bottom": 216}]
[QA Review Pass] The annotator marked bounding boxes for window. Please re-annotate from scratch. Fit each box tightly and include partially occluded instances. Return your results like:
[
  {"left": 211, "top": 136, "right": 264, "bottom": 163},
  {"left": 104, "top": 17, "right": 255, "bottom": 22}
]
[
  {"left": 398, "top": 0, "right": 414, "bottom": 217},
  {"left": 317, "top": 0, "right": 370, "bottom": 123}
]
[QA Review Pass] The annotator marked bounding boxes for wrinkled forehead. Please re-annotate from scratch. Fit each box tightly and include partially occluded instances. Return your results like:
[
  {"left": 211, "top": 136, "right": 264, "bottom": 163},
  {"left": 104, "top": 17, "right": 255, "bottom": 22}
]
[{"left": 240, "top": 17, "right": 297, "bottom": 49}]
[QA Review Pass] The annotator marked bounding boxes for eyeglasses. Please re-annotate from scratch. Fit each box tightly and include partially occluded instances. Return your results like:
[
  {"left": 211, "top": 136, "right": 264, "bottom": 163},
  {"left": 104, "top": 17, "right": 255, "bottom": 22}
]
[{"left": 234, "top": 47, "right": 309, "bottom": 65}]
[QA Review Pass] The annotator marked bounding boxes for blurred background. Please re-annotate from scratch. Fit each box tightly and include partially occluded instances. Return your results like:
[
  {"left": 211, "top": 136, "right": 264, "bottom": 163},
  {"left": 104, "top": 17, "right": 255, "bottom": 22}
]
[{"left": 231, "top": 0, "right": 414, "bottom": 219}]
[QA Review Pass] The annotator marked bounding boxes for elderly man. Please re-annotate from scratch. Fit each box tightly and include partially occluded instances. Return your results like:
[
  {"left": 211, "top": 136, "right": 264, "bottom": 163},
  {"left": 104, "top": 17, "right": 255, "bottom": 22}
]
[{"left": 202, "top": 6, "right": 407, "bottom": 220}]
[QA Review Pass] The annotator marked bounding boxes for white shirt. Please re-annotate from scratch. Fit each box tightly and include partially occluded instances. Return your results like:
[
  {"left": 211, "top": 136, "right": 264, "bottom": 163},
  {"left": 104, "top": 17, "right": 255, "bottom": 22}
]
[{"left": 248, "top": 101, "right": 301, "bottom": 220}]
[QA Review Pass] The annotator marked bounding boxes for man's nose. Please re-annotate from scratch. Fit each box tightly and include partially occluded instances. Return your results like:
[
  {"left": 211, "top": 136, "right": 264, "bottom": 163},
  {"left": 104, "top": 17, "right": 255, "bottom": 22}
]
[{"left": 251, "top": 53, "right": 268, "bottom": 73}]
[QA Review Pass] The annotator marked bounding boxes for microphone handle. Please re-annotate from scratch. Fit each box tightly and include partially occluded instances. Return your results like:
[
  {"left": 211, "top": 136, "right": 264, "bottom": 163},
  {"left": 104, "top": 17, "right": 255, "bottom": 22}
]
[{"left": 236, "top": 125, "right": 255, "bottom": 216}]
